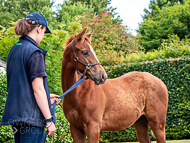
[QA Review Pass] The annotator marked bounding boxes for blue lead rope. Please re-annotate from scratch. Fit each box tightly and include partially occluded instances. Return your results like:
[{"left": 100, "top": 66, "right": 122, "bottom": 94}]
[{"left": 42, "top": 76, "right": 86, "bottom": 143}]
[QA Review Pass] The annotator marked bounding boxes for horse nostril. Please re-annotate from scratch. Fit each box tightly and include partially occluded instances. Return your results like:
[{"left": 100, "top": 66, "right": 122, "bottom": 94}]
[{"left": 102, "top": 74, "right": 105, "bottom": 81}]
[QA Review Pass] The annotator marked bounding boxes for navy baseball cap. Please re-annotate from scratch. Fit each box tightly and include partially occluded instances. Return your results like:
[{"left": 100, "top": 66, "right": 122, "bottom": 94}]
[{"left": 25, "top": 12, "right": 52, "bottom": 34}]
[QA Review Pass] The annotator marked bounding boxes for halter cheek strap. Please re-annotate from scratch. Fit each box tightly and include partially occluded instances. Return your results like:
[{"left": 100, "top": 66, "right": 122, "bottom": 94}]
[{"left": 71, "top": 40, "right": 101, "bottom": 78}]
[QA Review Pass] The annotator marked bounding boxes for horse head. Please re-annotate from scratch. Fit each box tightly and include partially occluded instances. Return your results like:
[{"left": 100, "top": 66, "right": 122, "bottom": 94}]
[{"left": 64, "top": 28, "right": 107, "bottom": 85}]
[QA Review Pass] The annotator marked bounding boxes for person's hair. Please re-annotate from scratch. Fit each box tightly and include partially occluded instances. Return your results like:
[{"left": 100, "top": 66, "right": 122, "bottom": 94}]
[{"left": 14, "top": 17, "right": 45, "bottom": 36}]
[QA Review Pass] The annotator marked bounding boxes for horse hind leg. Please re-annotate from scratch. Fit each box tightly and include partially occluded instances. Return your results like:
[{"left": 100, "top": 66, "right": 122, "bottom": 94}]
[
  {"left": 147, "top": 116, "right": 166, "bottom": 143},
  {"left": 145, "top": 100, "right": 167, "bottom": 143},
  {"left": 145, "top": 88, "right": 168, "bottom": 143},
  {"left": 133, "top": 115, "right": 151, "bottom": 143}
]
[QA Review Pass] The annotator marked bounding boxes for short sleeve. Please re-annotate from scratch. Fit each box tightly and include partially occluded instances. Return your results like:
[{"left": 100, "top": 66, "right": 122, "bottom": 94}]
[{"left": 28, "top": 51, "right": 47, "bottom": 82}]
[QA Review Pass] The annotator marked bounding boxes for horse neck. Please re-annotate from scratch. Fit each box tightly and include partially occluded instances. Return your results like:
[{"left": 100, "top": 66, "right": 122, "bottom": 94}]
[
  {"left": 61, "top": 59, "right": 80, "bottom": 93},
  {"left": 61, "top": 44, "right": 83, "bottom": 92},
  {"left": 61, "top": 44, "right": 94, "bottom": 101}
]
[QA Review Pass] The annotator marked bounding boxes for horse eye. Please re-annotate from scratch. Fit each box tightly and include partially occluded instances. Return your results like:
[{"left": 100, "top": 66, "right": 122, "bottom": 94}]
[{"left": 81, "top": 50, "right": 89, "bottom": 55}]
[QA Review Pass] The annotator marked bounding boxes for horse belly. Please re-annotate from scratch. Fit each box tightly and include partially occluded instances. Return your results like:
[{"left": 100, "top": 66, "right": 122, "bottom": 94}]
[{"left": 101, "top": 98, "right": 142, "bottom": 132}]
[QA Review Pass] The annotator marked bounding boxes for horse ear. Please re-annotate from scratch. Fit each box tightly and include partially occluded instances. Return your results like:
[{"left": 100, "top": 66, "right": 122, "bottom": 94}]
[
  {"left": 76, "top": 28, "right": 87, "bottom": 41},
  {"left": 85, "top": 30, "right": 93, "bottom": 39}
]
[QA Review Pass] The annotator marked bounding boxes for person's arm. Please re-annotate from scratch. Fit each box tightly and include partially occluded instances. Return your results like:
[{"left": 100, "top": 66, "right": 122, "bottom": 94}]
[{"left": 32, "top": 77, "right": 56, "bottom": 135}]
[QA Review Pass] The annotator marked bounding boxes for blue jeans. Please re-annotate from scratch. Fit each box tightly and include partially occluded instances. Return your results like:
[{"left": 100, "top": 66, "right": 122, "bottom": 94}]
[{"left": 12, "top": 122, "right": 44, "bottom": 143}]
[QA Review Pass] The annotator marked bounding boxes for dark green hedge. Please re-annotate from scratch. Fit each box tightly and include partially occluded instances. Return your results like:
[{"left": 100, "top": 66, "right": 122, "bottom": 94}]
[
  {"left": 0, "top": 73, "right": 13, "bottom": 142},
  {"left": 0, "top": 57, "right": 190, "bottom": 142},
  {"left": 100, "top": 57, "right": 190, "bottom": 142}
]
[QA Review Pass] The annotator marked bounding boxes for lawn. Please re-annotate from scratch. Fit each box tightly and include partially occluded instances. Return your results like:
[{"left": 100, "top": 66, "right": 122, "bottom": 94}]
[
  {"left": 123, "top": 140, "right": 190, "bottom": 143},
  {"left": 165, "top": 140, "right": 190, "bottom": 143}
]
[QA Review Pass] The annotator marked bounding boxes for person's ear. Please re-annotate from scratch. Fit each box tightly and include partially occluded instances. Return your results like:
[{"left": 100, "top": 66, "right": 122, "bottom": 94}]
[{"left": 37, "top": 25, "right": 42, "bottom": 33}]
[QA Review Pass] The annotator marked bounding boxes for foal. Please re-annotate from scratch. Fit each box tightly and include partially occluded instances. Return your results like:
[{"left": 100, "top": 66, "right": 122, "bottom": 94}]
[{"left": 61, "top": 28, "right": 168, "bottom": 143}]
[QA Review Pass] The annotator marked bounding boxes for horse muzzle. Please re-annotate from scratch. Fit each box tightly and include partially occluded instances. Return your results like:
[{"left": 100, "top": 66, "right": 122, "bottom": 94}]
[{"left": 88, "top": 68, "right": 107, "bottom": 85}]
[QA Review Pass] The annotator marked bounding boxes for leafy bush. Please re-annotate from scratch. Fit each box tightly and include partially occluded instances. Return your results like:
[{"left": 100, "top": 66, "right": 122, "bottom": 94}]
[
  {"left": 124, "top": 34, "right": 190, "bottom": 64},
  {"left": 100, "top": 126, "right": 138, "bottom": 142},
  {"left": 95, "top": 34, "right": 190, "bottom": 67},
  {"left": 0, "top": 23, "right": 19, "bottom": 61},
  {"left": 0, "top": 73, "right": 14, "bottom": 142},
  {"left": 81, "top": 11, "right": 143, "bottom": 66}
]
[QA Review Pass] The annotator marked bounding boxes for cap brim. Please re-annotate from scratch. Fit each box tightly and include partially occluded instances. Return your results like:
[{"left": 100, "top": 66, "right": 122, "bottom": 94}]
[{"left": 45, "top": 26, "right": 52, "bottom": 34}]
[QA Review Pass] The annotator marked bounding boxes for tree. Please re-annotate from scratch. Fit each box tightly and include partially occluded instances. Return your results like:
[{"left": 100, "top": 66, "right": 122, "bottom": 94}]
[
  {"left": 143, "top": 0, "right": 185, "bottom": 20},
  {"left": 63, "top": 0, "right": 123, "bottom": 24},
  {"left": 67, "top": 0, "right": 112, "bottom": 14},
  {"left": 137, "top": 0, "right": 190, "bottom": 51},
  {"left": 56, "top": 1, "right": 94, "bottom": 30},
  {"left": 0, "top": 0, "right": 54, "bottom": 28},
  {"left": 81, "top": 11, "right": 142, "bottom": 65}
]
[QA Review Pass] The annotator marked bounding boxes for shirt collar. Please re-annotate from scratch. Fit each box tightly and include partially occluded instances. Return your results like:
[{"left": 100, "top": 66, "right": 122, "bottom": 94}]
[{"left": 19, "top": 35, "right": 47, "bottom": 55}]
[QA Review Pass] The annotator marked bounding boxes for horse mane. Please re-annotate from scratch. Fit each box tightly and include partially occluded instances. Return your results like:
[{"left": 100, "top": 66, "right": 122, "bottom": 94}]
[{"left": 66, "top": 33, "right": 91, "bottom": 46}]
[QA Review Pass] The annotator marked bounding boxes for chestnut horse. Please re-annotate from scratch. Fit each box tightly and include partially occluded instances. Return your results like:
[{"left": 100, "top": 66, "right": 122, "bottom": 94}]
[{"left": 61, "top": 28, "right": 168, "bottom": 143}]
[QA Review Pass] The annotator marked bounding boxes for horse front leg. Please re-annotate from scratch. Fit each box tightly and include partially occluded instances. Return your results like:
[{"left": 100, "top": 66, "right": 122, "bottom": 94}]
[
  {"left": 70, "top": 124, "right": 86, "bottom": 143},
  {"left": 85, "top": 121, "right": 101, "bottom": 143}
]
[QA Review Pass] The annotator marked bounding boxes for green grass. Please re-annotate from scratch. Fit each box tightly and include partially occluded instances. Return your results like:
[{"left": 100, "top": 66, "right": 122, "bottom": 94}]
[
  {"left": 121, "top": 140, "right": 190, "bottom": 143},
  {"left": 165, "top": 140, "right": 190, "bottom": 143}
]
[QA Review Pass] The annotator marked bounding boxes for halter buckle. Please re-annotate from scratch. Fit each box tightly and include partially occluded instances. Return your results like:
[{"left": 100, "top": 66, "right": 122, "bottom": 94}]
[{"left": 86, "top": 64, "right": 91, "bottom": 70}]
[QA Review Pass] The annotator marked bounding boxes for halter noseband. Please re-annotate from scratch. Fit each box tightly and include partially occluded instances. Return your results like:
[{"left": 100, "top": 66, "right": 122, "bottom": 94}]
[{"left": 71, "top": 39, "right": 101, "bottom": 77}]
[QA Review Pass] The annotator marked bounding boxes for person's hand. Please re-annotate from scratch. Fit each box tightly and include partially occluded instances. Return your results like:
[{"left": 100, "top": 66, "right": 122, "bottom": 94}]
[
  {"left": 50, "top": 94, "right": 61, "bottom": 105},
  {"left": 47, "top": 122, "right": 56, "bottom": 135}
]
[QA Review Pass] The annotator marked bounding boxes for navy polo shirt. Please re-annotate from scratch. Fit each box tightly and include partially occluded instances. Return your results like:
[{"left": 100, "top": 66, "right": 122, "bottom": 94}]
[{"left": 28, "top": 51, "right": 47, "bottom": 82}]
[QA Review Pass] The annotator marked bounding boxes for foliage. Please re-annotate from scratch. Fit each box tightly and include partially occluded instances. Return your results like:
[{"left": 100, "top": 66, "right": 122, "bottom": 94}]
[
  {"left": 137, "top": 0, "right": 190, "bottom": 51},
  {"left": 0, "top": 23, "right": 19, "bottom": 61},
  {"left": 0, "top": 0, "right": 55, "bottom": 29},
  {"left": 0, "top": 73, "right": 14, "bottom": 142},
  {"left": 81, "top": 11, "right": 143, "bottom": 66},
  {"left": 66, "top": 0, "right": 123, "bottom": 25},
  {"left": 66, "top": 0, "right": 111, "bottom": 15},
  {"left": 56, "top": 1, "right": 94, "bottom": 31},
  {"left": 101, "top": 57, "right": 190, "bottom": 141},
  {"left": 100, "top": 126, "right": 138, "bottom": 142},
  {"left": 125, "top": 34, "right": 190, "bottom": 64},
  {"left": 143, "top": 0, "right": 185, "bottom": 21}
]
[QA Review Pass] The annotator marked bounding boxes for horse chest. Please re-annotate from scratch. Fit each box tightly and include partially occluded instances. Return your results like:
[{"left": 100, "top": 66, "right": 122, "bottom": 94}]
[{"left": 65, "top": 108, "right": 84, "bottom": 127}]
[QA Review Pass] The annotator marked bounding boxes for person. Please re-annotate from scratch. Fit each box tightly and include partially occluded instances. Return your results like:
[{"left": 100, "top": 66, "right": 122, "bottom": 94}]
[{"left": 0, "top": 12, "right": 61, "bottom": 143}]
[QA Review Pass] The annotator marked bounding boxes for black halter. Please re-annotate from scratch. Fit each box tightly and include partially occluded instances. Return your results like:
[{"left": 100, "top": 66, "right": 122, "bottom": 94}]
[{"left": 71, "top": 39, "right": 101, "bottom": 78}]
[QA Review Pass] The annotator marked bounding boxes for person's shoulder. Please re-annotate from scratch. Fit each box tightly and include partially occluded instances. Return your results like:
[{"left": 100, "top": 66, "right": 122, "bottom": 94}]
[
  {"left": 9, "top": 40, "right": 37, "bottom": 54},
  {"left": 18, "top": 40, "right": 39, "bottom": 54},
  {"left": 22, "top": 40, "right": 38, "bottom": 49}
]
